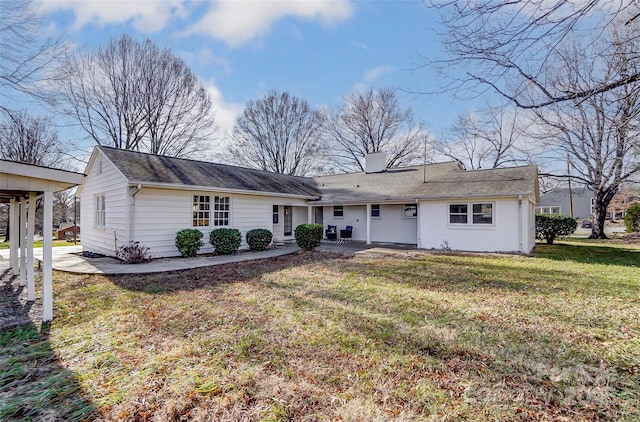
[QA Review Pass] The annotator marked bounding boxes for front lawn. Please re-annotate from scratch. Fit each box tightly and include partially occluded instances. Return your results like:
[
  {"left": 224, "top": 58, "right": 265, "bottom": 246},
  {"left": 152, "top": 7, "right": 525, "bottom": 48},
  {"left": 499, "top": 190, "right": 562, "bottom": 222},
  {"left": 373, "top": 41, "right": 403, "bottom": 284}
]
[{"left": 1, "top": 241, "right": 638, "bottom": 421}]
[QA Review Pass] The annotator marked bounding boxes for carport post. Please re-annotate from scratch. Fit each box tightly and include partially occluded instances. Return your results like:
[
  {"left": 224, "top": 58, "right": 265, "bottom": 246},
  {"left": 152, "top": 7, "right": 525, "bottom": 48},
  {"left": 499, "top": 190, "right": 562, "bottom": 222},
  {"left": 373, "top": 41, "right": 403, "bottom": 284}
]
[
  {"left": 366, "top": 203, "right": 371, "bottom": 245},
  {"left": 19, "top": 197, "right": 27, "bottom": 286},
  {"left": 42, "top": 190, "right": 53, "bottom": 322},
  {"left": 9, "top": 198, "right": 18, "bottom": 275},
  {"left": 27, "top": 192, "right": 36, "bottom": 301}
]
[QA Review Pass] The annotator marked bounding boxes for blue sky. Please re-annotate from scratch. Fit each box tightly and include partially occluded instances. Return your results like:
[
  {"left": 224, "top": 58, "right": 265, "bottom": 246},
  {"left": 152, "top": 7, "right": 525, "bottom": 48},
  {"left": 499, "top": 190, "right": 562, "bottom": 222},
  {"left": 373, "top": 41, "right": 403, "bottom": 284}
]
[{"left": 34, "top": 0, "right": 477, "bottom": 155}]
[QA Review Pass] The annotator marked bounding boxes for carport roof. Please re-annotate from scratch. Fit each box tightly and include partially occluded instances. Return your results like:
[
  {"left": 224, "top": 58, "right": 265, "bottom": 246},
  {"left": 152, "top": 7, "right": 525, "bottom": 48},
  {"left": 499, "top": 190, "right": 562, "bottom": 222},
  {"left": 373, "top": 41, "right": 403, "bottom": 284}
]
[{"left": 0, "top": 160, "right": 85, "bottom": 202}]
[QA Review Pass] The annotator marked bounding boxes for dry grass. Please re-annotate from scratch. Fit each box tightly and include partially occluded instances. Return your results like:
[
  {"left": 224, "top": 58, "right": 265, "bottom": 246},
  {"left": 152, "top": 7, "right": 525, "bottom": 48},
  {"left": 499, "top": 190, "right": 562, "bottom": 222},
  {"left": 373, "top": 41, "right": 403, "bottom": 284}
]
[{"left": 2, "top": 242, "right": 639, "bottom": 421}]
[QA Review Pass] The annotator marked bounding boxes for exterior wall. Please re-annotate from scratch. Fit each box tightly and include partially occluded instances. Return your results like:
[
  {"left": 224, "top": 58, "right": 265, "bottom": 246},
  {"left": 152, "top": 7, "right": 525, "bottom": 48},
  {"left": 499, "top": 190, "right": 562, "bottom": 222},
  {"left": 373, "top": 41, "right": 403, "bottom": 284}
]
[
  {"left": 323, "top": 205, "right": 367, "bottom": 241},
  {"left": 537, "top": 187, "right": 593, "bottom": 219},
  {"left": 271, "top": 201, "right": 310, "bottom": 241},
  {"left": 133, "top": 189, "right": 309, "bottom": 258},
  {"left": 418, "top": 197, "right": 527, "bottom": 253},
  {"left": 370, "top": 204, "right": 418, "bottom": 244},
  {"left": 80, "top": 151, "right": 130, "bottom": 257}
]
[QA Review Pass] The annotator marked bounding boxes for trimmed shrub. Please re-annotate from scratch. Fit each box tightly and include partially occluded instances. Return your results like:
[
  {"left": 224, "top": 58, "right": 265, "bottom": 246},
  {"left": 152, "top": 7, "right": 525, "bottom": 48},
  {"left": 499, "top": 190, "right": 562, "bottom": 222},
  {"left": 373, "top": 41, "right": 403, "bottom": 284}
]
[
  {"left": 246, "top": 228, "right": 273, "bottom": 251},
  {"left": 175, "top": 229, "right": 204, "bottom": 257},
  {"left": 535, "top": 213, "right": 578, "bottom": 244},
  {"left": 624, "top": 202, "right": 640, "bottom": 232},
  {"left": 294, "top": 223, "right": 323, "bottom": 250},
  {"left": 117, "top": 241, "right": 151, "bottom": 264},
  {"left": 210, "top": 228, "right": 241, "bottom": 255}
]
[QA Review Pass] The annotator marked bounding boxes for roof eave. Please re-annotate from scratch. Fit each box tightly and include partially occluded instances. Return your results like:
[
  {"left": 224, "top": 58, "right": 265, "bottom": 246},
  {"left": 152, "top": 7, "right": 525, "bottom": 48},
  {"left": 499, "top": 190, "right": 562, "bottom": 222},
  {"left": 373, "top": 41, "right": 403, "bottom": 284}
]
[{"left": 128, "top": 180, "right": 320, "bottom": 200}]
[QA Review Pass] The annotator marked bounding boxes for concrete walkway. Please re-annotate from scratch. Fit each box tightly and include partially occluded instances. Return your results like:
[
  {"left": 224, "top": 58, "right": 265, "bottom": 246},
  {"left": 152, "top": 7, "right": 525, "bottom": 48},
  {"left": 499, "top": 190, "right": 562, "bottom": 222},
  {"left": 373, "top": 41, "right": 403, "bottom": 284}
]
[{"left": 0, "top": 241, "right": 418, "bottom": 275}]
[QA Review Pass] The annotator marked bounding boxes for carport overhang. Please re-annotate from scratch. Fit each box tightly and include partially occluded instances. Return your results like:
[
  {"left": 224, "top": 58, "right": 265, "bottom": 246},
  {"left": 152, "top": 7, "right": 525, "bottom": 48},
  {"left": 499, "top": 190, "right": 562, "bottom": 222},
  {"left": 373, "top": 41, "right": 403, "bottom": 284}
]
[{"left": 1, "top": 160, "right": 85, "bottom": 322}]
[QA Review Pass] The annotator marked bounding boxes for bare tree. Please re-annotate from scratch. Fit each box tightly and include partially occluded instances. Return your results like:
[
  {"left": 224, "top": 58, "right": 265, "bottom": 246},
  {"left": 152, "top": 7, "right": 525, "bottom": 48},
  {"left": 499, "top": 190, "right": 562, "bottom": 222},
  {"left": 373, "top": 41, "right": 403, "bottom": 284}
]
[
  {"left": 58, "top": 34, "right": 215, "bottom": 157},
  {"left": 324, "top": 87, "right": 428, "bottom": 172},
  {"left": 226, "top": 91, "right": 326, "bottom": 176},
  {"left": 436, "top": 104, "right": 533, "bottom": 169},
  {"left": 0, "top": 0, "right": 62, "bottom": 116},
  {"left": 426, "top": 0, "right": 640, "bottom": 108},
  {"left": 532, "top": 25, "right": 640, "bottom": 238},
  {"left": 0, "top": 110, "right": 62, "bottom": 166}
]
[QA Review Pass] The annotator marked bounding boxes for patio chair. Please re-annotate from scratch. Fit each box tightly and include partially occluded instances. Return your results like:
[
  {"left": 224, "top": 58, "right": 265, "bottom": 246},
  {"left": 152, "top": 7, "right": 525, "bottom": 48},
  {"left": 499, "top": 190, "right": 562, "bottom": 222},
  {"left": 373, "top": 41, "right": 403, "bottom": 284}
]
[
  {"left": 325, "top": 225, "right": 337, "bottom": 241},
  {"left": 340, "top": 225, "right": 353, "bottom": 241}
]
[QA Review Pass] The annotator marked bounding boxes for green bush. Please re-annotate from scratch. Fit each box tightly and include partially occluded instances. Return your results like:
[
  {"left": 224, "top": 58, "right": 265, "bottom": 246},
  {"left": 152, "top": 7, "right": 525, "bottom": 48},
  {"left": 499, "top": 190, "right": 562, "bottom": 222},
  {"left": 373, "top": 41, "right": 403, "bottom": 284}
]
[
  {"left": 175, "top": 229, "right": 204, "bottom": 257},
  {"left": 210, "top": 228, "right": 241, "bottom": 255},
  {"left": 246, "top": 228, "right": 273, "bottom": 251},
  {"left": 294, "top": 223, "right": 323, "bottom": 250},
  {"left": 535, "top": 213, "right": 578, "bottom": 244},
  {"left": 624, "top": 202, "right": 640, "bottom": 232}
]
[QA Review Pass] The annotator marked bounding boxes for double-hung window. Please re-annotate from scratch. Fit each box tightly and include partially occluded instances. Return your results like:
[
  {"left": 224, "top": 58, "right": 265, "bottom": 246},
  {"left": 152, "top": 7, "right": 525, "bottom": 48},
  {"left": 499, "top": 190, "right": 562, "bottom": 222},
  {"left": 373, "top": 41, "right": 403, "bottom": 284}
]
[
  {"left": 333, "top": 206, "right": 344, "bottom": 218},
  {"left": 371, "top": 204, "right": 381, "bottom": 218},
  {"left": 213, "top": 196, "right": 230, "bottom": 226},
  {"left": 449, "top": 203, "right": 494, "bottom": 225},
  {"left": 273, "top": 205, "right": 279, "bottom": 224},
  {"left": 403, "top": 203, "right": 417, "bottom": 218},
  {"left": 94, "top": 194, "right": 105, "bottom": 229},
  {"left": 193, "top": 195, "right": 210, "bottom": 227}
]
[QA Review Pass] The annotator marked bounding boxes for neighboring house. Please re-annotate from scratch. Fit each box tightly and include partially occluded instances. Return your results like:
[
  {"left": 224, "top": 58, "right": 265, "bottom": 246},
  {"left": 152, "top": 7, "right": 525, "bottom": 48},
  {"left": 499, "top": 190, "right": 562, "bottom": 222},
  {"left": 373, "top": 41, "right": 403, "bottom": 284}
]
[
  {"left": 536, "top": 187, "right": 594, "bottom": 219},
  {"left": 78, "top": 147, "right": 539, "bottom": 257},
  {"left": 55, "top": 223, "right": 80, "bottom": 240}
]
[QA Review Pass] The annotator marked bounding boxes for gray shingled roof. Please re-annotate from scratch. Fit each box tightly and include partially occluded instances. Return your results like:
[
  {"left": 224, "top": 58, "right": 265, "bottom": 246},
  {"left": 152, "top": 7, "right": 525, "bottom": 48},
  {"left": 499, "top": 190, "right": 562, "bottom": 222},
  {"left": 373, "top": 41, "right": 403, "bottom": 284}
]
[
  {"left": 98, "top": 146, "right": 538, "bottom": 203},
  {"left": 312, "top": 163, "right": 538, "bottom": 204},
  {"left": 98, "top": 146, "right": 321, "bottom": 198}
]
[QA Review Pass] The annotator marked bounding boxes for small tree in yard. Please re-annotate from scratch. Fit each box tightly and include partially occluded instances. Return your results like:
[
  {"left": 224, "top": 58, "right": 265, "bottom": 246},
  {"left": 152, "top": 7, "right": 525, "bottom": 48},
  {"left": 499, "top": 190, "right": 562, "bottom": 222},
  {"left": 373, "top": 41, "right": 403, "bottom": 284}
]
[
  {"left": 294, "top": 224, "right": 323, "bottom": 251},
  {"left": 210, "top": 228, "right": 241, "bottom": 255},
  {"left": 624, "top": 203, "right": 640, "bottom": 232},
  {"left": 536, "top": 214, "right": 578, "bottom": 244},
  {"left": 175, "top": 229, "right": 204, "bottom": 257}
]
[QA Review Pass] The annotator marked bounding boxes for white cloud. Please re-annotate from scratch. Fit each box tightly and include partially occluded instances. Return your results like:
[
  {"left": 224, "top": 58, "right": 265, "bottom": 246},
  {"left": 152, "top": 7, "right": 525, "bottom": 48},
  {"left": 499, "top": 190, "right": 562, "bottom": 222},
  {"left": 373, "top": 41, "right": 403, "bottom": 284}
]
[
  {"left": 205, "top": 82, "right": 243, "bottom": 139},
  {"left": 353, "top": 65, "right": 397, "bottom": 91},
  {"left": 185, "top": 0, "right": 353, "bottom": 47},
  {"left": 39, "top": 0, "right": 187, "bottom": 33}
]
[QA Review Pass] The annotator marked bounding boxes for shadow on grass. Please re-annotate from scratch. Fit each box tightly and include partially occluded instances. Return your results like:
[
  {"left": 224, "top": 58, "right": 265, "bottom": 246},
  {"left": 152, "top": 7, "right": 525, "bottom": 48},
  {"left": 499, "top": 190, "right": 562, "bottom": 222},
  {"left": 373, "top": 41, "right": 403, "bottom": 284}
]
[
  {"left": 0, "top": 323, "right": 97, "bottom": 421},
  {"left": 535, "top": 241, "right": 640, "bottom": 267}
]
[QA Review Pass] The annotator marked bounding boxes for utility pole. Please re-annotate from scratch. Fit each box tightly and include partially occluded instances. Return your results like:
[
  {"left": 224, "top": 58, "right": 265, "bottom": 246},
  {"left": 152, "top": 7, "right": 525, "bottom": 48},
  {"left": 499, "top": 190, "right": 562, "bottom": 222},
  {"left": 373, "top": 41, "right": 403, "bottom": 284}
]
[{"left": 567, "top": 154, "right": 574, "bottom": 218}]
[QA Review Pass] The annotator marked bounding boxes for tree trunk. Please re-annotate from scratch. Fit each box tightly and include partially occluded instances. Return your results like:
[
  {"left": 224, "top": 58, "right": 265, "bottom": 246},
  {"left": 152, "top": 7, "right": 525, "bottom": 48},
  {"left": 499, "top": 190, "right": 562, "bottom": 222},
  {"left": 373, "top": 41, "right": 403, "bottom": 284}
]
[{"left": 589, "top": 188, "right": 617, "bottom": 239}]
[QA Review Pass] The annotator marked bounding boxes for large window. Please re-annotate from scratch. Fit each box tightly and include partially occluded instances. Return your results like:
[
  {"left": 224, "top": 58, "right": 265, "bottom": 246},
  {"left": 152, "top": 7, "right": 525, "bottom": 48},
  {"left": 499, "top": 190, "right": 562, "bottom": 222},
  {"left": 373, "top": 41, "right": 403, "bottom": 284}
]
[
  {"left": 403, "top": 203, "right": 417, "bottom": 218},
  {"left": 333, "top": 205, "right": 344, "bottom": 218},
  {"left": 193, "top": 195, "right": 210, "bottom": 227},
  {"left": 449, "top": 203, "right": 494, "bottom": 225},
  {"left": 213, "top": 196, "right": 230, "bottom": 226},
  {"left": 94, "top": 194, "right": 105, "bottom": 229}
]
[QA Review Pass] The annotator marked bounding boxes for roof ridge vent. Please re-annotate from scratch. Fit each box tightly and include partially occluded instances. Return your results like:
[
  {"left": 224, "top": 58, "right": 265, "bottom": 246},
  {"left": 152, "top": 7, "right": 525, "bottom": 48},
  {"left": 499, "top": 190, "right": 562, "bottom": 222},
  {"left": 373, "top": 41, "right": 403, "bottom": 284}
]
[{"left": 364, "top": 152, "right": 386, "bottom": 173}]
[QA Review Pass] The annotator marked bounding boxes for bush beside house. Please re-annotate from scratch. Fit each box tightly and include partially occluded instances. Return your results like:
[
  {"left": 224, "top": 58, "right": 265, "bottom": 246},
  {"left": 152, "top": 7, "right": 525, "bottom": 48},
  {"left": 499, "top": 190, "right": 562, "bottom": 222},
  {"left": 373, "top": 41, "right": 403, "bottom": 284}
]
[
  {"left": 210, "top": 228, "right": 241, "bottom": 255},
  {"left": 246, "top": 229, "right": 273, "bottom": 251},
  {"left": 175, "top": 229, "right": 204, "bottom": 257},
  {"left": 294, "top": 224, "right": 323, "bottom": 250},
  {"left": 535, "top": 214, "right": 578, "bottom": 244},
  {"left": 624, "top": 203, "right": 640, "bottom": 232}
]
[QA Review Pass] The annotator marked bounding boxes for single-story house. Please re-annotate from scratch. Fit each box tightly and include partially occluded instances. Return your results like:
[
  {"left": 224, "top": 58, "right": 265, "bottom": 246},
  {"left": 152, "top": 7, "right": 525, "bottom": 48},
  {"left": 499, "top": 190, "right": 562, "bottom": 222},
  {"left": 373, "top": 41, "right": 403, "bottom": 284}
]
[
  {"left": 55, "top": 223, "right": 80, "bottom": 240},
  {"left": 536, "top": 187, "right": 594, "bottom": 219},
  {"left": 78, "top": 146, "right": 539, "bottom": 257}
]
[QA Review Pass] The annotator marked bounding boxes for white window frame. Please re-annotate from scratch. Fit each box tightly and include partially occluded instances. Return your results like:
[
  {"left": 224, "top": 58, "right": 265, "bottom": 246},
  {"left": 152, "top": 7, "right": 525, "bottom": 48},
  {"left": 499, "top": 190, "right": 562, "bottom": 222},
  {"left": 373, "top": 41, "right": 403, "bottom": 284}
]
[
  {"left": 94, "top": 194, "right": 105, "bottom": 229},
  {"left": 449, "top": 202, "right": 494, "bottom": 226},
  {"left": 193, "top": 195, "right": 210, "bottom": 227},
  {"left": 535, "top": 206, "right": 561, "bottom": 215},
  {"left": 403, "top": 203, "right": 417, "bottom": 219},
  {"left": 371, "top": 204, "right": 381, "bottom": 218},
  {"left": 333, "top": 205, "right": 344, "bottom": 218},
  {"left": 213, "top": 196, "right": 230, "bottom": 227}
]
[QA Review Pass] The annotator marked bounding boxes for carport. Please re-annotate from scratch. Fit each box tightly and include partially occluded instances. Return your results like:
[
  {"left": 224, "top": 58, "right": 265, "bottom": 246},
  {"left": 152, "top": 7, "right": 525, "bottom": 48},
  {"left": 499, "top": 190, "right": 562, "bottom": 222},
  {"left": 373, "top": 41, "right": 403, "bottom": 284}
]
[{"left": 0, "top": 160, "right": 84, "bottom": 322}]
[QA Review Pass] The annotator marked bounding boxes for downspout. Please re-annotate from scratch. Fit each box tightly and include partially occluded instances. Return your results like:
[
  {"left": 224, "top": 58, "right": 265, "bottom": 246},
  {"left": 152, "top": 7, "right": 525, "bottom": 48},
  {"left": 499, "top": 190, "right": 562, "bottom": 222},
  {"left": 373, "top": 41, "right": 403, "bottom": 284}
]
[
  {"left": 415, "top": 198, "right": 421, "bottom": 248},
  {"left": 518, "top": 195, "right": 523, "bottom": 252},
  {"left": 130, "top": 184, "right": 142, "bottom": 242}
]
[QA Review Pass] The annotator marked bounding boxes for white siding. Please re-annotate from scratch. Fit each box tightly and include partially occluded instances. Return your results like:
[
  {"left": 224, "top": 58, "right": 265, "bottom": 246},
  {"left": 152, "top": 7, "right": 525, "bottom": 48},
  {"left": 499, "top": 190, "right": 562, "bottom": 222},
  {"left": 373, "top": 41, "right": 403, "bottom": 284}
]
[
  {"left": 370, "top": 204, "right": 418, "bottom": 244},
  {"left": 323, "top": 205, "right": 367, "bottom": 241},
  {"left": 132, "top": 189, "right": 309, "bottom": 258},
  {"left": 418, "top": 198, "right": 525, "bottom": 253},
  {"left": 80, "top": 151, "right": 130, "bottom": 257}
]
